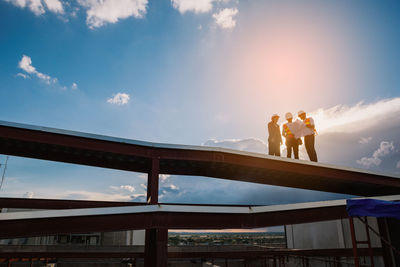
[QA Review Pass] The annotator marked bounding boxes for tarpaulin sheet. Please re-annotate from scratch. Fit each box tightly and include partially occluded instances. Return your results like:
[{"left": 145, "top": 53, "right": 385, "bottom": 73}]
[{"left": 346, "top": 199, "right": 400, "bottom": 220}]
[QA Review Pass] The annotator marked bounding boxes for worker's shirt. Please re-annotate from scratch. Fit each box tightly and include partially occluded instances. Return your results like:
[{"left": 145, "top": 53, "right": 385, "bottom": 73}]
[
  {"left": 268, "top": 122, "right": 282, "bottom": 143},
  {"left": 302, "top": 117, "right": 315, "bottom": 136},
  {"left": 282, "top": 121, "right": 303, "bottom": 139},
  {"left": 282, "top": 122, "right": 293, "bottom": 138}
]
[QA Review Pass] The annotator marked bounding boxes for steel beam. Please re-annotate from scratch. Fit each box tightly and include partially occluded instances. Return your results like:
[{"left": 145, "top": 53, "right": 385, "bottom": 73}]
[
  {"left": 0, "top": 247, "right": 383, "bottom": 259},
  {"left": 0, "top": 206, "right": 348, "bottom": 239},
  {"left": 144, "top": 228, "right": 168, "bottom": 267},
  {"left": 0, "top": 197, "right": 145, "bottom": 210},
  {"left": 0, "top": 121, "right": 399, "bottom": 196},
  {"left": 144, "top": 156, "right": 167, "bottom": 266},
  {"left": 147, "top": 157, "right": 159, "bottom": 205}
]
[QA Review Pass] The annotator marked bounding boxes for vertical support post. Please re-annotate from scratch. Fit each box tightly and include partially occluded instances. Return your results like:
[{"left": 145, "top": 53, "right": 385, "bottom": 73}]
[
  {"left": 348, "top": 217, "right": 360, "bottom": 267},
  {"left": 144, "top": 157, "right": 168, "bottom": 267},
  {"left": 363, "top": 217, "right": 375, "bottom": 267},
  {"left": 145, "top": 228, "right": 168, "bottom": 267},
  {"left": 147, "top": 157, "right": 159, "bottom": 205}
]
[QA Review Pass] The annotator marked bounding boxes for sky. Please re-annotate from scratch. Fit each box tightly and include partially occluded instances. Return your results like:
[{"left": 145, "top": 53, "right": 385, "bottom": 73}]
[{"left": 1, "top": 0, "right": 400, "bottom": 230}]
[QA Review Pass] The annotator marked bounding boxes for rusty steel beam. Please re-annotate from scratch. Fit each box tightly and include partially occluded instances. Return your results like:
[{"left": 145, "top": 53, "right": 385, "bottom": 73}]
[
  {"left": 146, "top": 157, "right": 160, "bottom": 205},
  {"left": 0, "top": 121, "right": 399, "bottom": 196},
  {"left": 0, "top": 206, "right": 348, "bottom": 239},
  {"left": 0, "top": 197, "right": 145, "bottom": 210},
  {"left": 167, "top": 248, "right": 384, "bottom": 259},
  {"left": 0, "top": 248, "right": 383, "bottom": 259},
  {"left": 144, "top": 155, "right": 167, "bottom": 267},
  {"left": 0, "top": 197, "right": 263, "bottom": 210}
]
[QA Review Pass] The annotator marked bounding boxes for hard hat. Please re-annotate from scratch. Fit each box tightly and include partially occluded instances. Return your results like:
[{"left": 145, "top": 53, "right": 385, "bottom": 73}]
[
  {"left": 285, "top": 112, "right": 293, "bottom": 120},
  {"left": 298, "top": 110, "right": 306, "bottom": 116},
  {"left": 271, "top": 114, "right": 279, "bottom": 119}
]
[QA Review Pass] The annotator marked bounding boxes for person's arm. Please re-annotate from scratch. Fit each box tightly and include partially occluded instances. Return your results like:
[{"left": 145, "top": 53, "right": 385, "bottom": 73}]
[
  {"left": 268, "top": 122, "right": 273, "bottom": 136},
  {"left": 279, "top": 126, "right": 283, "bottom": 144},
  {"left": 282, "top": 124, "right": 286, "bottom": 138}
]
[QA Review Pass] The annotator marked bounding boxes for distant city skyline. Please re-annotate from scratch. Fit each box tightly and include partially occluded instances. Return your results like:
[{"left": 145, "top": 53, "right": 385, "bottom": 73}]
[{"left": 0, "top": 0, "right": 399, "bottom": 217}]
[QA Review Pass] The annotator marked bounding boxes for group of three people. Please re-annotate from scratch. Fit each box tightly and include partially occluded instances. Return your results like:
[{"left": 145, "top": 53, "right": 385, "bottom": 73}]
[{"left": 267, "top": 110, "right": 318, "bottom": 162}]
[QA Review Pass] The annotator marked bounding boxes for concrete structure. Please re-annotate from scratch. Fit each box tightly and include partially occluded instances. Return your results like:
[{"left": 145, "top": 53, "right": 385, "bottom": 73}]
[{"left": 286, "top": 218, "right": 384, "bottom": 266}]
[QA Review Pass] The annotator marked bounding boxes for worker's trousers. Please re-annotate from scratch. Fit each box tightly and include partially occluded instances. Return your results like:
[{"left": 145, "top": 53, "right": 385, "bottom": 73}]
[
  {"left": 268, "top": 141, "right": 281, "bottom": 156},
  {"left": 286, "top": 138, "right": 299, "bottom": 159},
  {"left": 305, "top": 134, "right": 318, "bottom": 162}
]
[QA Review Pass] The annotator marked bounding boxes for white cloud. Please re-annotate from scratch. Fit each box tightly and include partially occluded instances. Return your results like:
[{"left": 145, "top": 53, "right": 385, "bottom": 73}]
[
  {"left": 203, "top": 138, "right": 267, "bottom": 154},
  {"left": 110, "top": 185, "right": 136, "bottom": 193},
  {"left": 107, "top": 93, "right": 130, "bottom": 105},
  {"left": 212, "top": 8, "right": 238, "bottom": 29},
  {"left": 23, "top": 191, "right": 34, "bottom": 198},
  {"left": 397, "top": 161, "right": 400, "bottom": 169},
  {"left": 63, "top": 190, "right": 133, "bottom": 201},
  {"left": 310, "top": 98, "right": 400, "bottom": 135},
  {"left": 43, "top": 0, "right": 64, "bottom": 14},
  {"left": 16, "top": 73, "right": 30, "bottom": 79},
  {"left": 169, "top": 184, "right": 178, "bottom": 190},
  {"left": 77, "top": 0, "right": 148, "bottom": 29},
  {"left": 130, "top": 193, "right": 146, "bottom": 201},
  {"left": 372, "top": 141, "right": 395, "bottom": 158},
  {"left": 18, "top": 55, "right": 56, "bottom": 84},
  {"left": 29, "top": 0, "right": 45, "bottom": 15},
  {"left": 359, "top": 137, "right": 372, "bottom": 144},
  {"left": 18, "top": 55, "right": 36, "bottom": 74},
  {"left": 356, "top": 157, "right": 381, "bottom": 168},
  {"left": 160, "top": 174, "right": 171, "bottom": 182},
  {"left": 36, "top": 72, "right": 53, "bottom": 84},
  {"left": 17, "top": 55, "right": 77, "bottom": 89},
  {"left": 5, "top": 0, "right": 64, "bottom": 16},
  {"left": 171, "top": 0, "right": 215, "bottom": 14},
  {"left": 357, "top": 141, "right": 395, "bottom": 168}
]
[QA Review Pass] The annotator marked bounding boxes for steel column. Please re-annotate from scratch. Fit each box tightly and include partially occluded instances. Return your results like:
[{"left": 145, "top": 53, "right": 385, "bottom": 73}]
[
  {"left": 147, "top": 157, "right": 159, "bottom": 204},
  {"left": 348, "top": 217, "right": 360, "bottom": 267},
  {"left": 145, "top": 157, "right": 167, "bottom": 267},
  {"left": 144, "top": 228, "right": 168, "bottom": 267},
  {"left": 362, "top": 217, "right": 375, "bottom": 267}
]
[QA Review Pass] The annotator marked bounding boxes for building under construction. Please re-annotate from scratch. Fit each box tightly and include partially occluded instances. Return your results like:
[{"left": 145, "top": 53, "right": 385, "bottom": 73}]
[{"left": 0, "top": 120, "right": 399, "bottom": 267}]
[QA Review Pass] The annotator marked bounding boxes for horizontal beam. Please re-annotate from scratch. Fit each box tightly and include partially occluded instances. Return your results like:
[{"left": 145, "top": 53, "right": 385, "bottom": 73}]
[
  {"left": 0, "top": 120, "right": 399, "bottom": 196},
  {"left": 0, "top": 203, "right": 343, "bottom": 239},
  {"left": 0, "top": 197, "right": 146, "bottom": 210},
  {"left": 1, "top": 195, "right": 398, "bottom": 239},
  {"left": 0, "top": 247, "right": 382, "bottom": 259}
]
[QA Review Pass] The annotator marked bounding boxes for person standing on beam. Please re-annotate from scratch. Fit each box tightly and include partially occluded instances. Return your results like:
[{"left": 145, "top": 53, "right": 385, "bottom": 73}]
[
  {"left": 298, "top": 110, "right": 318, "bottom": 162},
  {"left": 267, "top": 114, "right": 282, "bottom": 156},
  {"left": 282, "top": 112, "right": 301, "bottom": 159}
]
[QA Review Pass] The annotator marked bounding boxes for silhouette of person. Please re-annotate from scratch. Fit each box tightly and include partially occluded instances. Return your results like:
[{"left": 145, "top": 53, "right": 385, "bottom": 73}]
[
  {"left": 298, "top": 110, "right": 318, "bottom": 162},
  {"left": 268, "top": 114, "right": 282, "bottom": 156},
  {"left": 282, "top": 112, "right": 300, "bottom": 159}
]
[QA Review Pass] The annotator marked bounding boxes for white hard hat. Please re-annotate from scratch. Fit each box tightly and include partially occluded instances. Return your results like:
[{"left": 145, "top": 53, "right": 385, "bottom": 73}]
[
  {"left": 271, "top": 114, "right": 279, "bottom": 119},
  {"left": 298, "top": 110, "right": 306, "bottom": 116},
  {"left": 285, "top": 112, "right": 293, "bottom": 120}
]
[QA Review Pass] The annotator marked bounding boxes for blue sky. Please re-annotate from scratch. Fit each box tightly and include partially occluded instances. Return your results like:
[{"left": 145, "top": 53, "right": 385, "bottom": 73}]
[{"left": 1, "top": 0, "right": 400, "bottom": 213}]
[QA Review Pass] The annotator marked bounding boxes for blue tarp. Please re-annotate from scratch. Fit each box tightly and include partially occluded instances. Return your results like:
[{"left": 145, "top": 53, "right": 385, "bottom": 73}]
[{"left": 346, "top": 199, "right": 400, "bottom": 220}]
